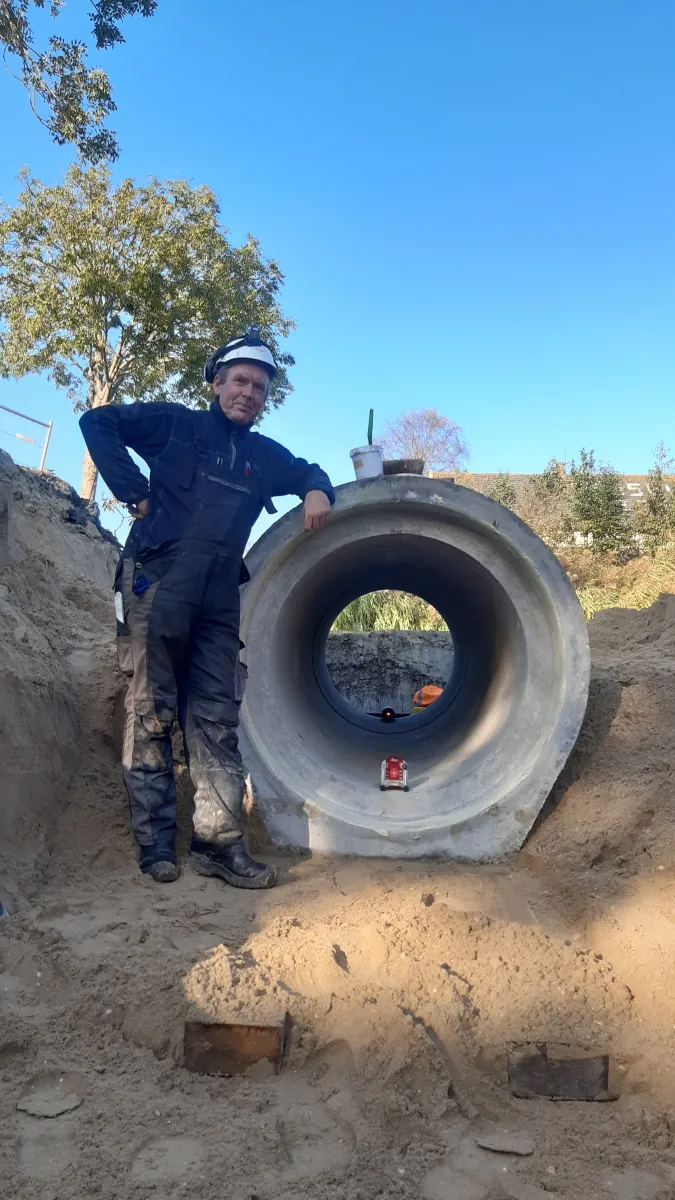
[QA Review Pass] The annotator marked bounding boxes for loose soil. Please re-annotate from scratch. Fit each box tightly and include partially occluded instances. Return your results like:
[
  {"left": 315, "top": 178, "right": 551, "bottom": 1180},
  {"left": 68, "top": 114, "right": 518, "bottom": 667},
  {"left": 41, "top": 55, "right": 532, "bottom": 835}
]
[{"left": 3, "top": 466, "right": 675, "bottom": 1199}]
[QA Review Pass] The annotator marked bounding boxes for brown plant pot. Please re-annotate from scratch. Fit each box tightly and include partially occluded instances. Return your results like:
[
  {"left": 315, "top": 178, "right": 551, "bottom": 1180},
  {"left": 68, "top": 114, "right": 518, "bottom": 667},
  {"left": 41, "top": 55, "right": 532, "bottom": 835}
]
[{"left": 383, "top": 458, "right": 424, "bottom": 476}]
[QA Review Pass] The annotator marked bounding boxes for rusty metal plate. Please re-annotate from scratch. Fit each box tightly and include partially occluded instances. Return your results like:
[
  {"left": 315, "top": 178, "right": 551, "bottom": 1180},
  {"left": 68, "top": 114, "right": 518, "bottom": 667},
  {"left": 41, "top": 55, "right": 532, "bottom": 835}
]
[
  {"left": 507, "top": 1042, "right": 611, "bottom": 1100},
  {"left": 184, "top": 1014, "right": 290, "bottom": 1076}
]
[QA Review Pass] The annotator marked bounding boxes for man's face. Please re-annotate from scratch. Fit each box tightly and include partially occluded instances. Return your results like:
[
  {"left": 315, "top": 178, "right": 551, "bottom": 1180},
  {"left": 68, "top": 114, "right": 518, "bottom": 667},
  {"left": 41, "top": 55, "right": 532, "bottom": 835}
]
[{"left": 213, "top": 362, "right": 269, "bottom": 424}]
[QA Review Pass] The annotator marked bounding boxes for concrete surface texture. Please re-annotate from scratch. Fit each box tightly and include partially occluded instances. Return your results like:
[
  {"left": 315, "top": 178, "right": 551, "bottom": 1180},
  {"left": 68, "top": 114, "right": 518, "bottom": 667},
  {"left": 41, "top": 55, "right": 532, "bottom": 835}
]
[
  {"left": 325, "top": 630, "right": 454, "bottom": 715},
  {"left": 239, "top": 475, "right": 590, "bottom": 859}
]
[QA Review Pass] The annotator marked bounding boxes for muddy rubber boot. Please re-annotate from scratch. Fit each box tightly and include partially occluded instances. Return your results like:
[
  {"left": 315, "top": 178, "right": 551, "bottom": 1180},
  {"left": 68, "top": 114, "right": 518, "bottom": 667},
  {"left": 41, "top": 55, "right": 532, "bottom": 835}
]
[
  {"left": 140, "top": 850, "right": 180, "bottom": 883},
  {"left": 189, "top": 837, "right": 277, "bottom": 890},
  {"left": 144, "top": 861, "right": 180, "bottom": 883}
]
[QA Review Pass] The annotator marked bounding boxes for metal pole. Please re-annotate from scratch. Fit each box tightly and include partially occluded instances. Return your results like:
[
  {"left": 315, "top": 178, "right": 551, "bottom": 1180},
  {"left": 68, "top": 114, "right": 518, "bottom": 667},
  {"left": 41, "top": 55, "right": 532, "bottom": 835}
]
[
  {"left": 0, "top": 402, "right": 49, "bottom": 429},
  {"left": 38, "top": 421, "right": 53, "bottom": 472}
]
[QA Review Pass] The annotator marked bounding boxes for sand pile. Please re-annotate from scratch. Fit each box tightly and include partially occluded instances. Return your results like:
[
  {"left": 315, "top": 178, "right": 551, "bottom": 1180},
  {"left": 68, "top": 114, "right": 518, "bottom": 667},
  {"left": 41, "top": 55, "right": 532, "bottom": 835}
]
[
  {"left": 0, "top": 456, "right": 118, "bottom": 909},
  {"left": 532, "top": 594, "right": 675, "bottom": 883},
  {"left": 3, "top": 470, "right": 675, "bottom": 1198}
]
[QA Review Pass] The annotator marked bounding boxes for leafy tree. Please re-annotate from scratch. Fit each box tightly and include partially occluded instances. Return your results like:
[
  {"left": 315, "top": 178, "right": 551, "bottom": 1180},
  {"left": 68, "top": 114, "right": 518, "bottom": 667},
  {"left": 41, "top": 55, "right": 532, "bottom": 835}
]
[
  {"left": 567, "top": 448, "right": 597, "bottom": 536},
  {"left": 0, "top": 164, "right": 294, "bottom": 500},
  {"left": 514, "top": 458, "right": 566, "bottom": 544},
  {"left": 517, "top": 458, "right": 570, "bottom": 543},
  {"left": 487, "top": 472, "right": 516, "bottom": 510},
  {"left": 636, "top": 441, "right": 675, "bottom": 553},
  {"left": 593, "top": 470, "right": 631, "bottom": 555},
  {"left": 0, "top": 0, "right": 157, "bottom": 162},
  {"left": 529, "top": 457, "right": 567, "bottom": 499},
  {"left": 380, "top": 407, "right": 468, "bottom": 473},
  {"left": 567, "top": 448, "right": 632, "bottom": 556}
]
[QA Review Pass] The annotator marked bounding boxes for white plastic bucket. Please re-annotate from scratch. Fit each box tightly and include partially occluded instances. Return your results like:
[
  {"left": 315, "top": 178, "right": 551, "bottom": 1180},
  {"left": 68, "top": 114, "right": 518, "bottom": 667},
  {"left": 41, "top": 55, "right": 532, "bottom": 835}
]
[{"left": 350, "top": 444, "right": 383, "bottom": 480}]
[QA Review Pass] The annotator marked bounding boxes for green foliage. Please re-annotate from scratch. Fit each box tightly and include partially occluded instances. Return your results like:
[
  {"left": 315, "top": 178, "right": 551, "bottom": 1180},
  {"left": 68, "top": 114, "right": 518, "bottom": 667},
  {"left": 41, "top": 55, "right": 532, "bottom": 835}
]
[
  {"left": 487, "top": 472, "right": 516, "bottom": 509},
  {"left": 529, "top": 458, "right": 566, "bottom": 499},
  {"left": 567, "top": 448, "right": 597, "bottom": 533},
  {"left": 516, "top": 459, "right": 570, "bottom": 544},
  {"left": 0, "top": 164, "right": 294, "bottom": 496},
  {"left": 634, "top": 441, "right": 675, "bottom": 554},
  {"left": 0, "top": 0, "right": 157, "bottom": 162},
  {"left": 566, "top": 449, "right": 632, "bottom": 556},
  {"left": 332, "top": 591, "right": 448, "bottom": 632}
]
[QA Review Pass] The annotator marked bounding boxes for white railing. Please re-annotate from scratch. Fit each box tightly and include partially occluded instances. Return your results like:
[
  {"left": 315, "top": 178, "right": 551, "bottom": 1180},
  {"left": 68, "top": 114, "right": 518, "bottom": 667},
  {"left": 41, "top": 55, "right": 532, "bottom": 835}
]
[{"left": 0, "top": 403, "right": 53, "bottom": 471}]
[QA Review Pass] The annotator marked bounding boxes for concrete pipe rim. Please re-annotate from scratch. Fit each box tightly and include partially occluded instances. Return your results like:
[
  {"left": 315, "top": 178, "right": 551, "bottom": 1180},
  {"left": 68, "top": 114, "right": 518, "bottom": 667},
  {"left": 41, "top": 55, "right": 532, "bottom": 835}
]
[{"left": 239, "top": 476, "right": 590, "bottom": 859}]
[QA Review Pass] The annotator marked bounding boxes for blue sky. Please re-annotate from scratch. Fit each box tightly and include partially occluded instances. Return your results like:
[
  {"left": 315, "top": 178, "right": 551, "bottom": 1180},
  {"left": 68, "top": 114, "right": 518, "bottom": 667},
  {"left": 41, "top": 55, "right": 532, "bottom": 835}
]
[{"left": 1, "top": 0, "right": 674, "bottom": 538}]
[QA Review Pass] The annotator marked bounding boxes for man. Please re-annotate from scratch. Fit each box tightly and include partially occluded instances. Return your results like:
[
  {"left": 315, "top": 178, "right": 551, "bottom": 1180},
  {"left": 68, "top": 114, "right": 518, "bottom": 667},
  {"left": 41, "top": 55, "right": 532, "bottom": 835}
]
[{"left": 80, "top": 328, "right": 333, "bottom": 889}]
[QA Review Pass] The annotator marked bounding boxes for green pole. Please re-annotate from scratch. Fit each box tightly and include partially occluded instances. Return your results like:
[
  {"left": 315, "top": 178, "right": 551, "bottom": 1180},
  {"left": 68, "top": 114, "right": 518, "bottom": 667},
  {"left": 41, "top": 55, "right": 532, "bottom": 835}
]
[{"left": 367, "top": 408, "right": 374, "bottom": 446}]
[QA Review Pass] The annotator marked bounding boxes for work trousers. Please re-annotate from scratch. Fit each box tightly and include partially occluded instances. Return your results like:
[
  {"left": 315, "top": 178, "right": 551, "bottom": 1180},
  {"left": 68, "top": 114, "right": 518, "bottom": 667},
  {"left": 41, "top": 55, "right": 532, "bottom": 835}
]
[{"left": 115, "top": 546, "right": 246, "bottom": 867}]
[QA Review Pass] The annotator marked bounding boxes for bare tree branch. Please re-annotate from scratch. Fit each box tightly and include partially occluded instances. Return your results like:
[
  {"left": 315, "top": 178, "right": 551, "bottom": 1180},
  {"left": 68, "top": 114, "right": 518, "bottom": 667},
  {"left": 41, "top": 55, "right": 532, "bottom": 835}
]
[{"left": 380, "top": 408, "right": 469, "bottom": 473}]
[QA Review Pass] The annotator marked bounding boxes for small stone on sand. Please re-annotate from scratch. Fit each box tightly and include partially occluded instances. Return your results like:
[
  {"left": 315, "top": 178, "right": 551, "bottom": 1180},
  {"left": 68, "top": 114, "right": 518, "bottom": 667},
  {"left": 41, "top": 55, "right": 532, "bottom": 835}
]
[{"left": 475, "top": 1130, "right": 536, "bottom": 1156}]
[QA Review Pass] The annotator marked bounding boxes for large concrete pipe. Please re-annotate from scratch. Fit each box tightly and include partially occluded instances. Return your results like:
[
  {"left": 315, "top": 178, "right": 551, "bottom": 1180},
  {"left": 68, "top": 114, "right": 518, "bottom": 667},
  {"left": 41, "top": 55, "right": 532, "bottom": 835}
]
[{"left": 239, "top": 475, "right": 589, "bottom": 860}]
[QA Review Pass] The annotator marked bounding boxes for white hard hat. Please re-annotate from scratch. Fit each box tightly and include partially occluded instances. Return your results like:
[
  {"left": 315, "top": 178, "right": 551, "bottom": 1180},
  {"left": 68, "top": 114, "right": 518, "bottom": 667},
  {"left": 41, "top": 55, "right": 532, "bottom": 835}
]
[{"left": 204, "top": 326, "right": 277, "bottom": 383}]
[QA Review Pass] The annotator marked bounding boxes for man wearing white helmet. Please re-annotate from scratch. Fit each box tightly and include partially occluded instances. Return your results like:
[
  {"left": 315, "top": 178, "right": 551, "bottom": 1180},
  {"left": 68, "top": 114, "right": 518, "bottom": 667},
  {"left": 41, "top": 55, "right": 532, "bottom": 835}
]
[{"left": 80, "top": 329, "right": 333, "bottom": 888}]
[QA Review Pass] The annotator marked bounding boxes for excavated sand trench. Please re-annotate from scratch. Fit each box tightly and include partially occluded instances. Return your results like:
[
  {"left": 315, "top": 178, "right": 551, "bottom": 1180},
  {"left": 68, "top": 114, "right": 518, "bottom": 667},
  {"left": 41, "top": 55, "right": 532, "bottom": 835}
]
[{"left": 3, "top": 460, "right": 675, "bottom": 1200}]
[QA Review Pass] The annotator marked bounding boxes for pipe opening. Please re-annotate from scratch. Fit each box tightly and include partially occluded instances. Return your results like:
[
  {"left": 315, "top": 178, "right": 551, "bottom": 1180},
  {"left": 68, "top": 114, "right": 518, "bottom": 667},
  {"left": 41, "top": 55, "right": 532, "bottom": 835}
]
[
  {"left": 271, "top": 534, "right": 528, "bottom": 793},
  {"left": 326, "top": 590, "right": 452, "bottom": 720},
  {"left": 240, "top": 476, "right": 589, "bottom": 856}
]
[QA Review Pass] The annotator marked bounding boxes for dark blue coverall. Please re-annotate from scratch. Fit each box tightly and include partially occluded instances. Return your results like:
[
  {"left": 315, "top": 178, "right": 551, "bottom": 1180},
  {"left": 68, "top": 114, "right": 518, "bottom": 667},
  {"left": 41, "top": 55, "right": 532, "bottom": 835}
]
[{"left": 80, "top": 400, "right": 334, "bottom": 870}]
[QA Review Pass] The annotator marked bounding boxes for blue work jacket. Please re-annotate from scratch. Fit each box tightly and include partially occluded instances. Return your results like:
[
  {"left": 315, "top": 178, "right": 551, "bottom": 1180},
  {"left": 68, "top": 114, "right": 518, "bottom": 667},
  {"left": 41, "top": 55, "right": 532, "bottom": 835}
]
[{"left": 80, "top": 399, "right": 335, "bottom": 562}]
